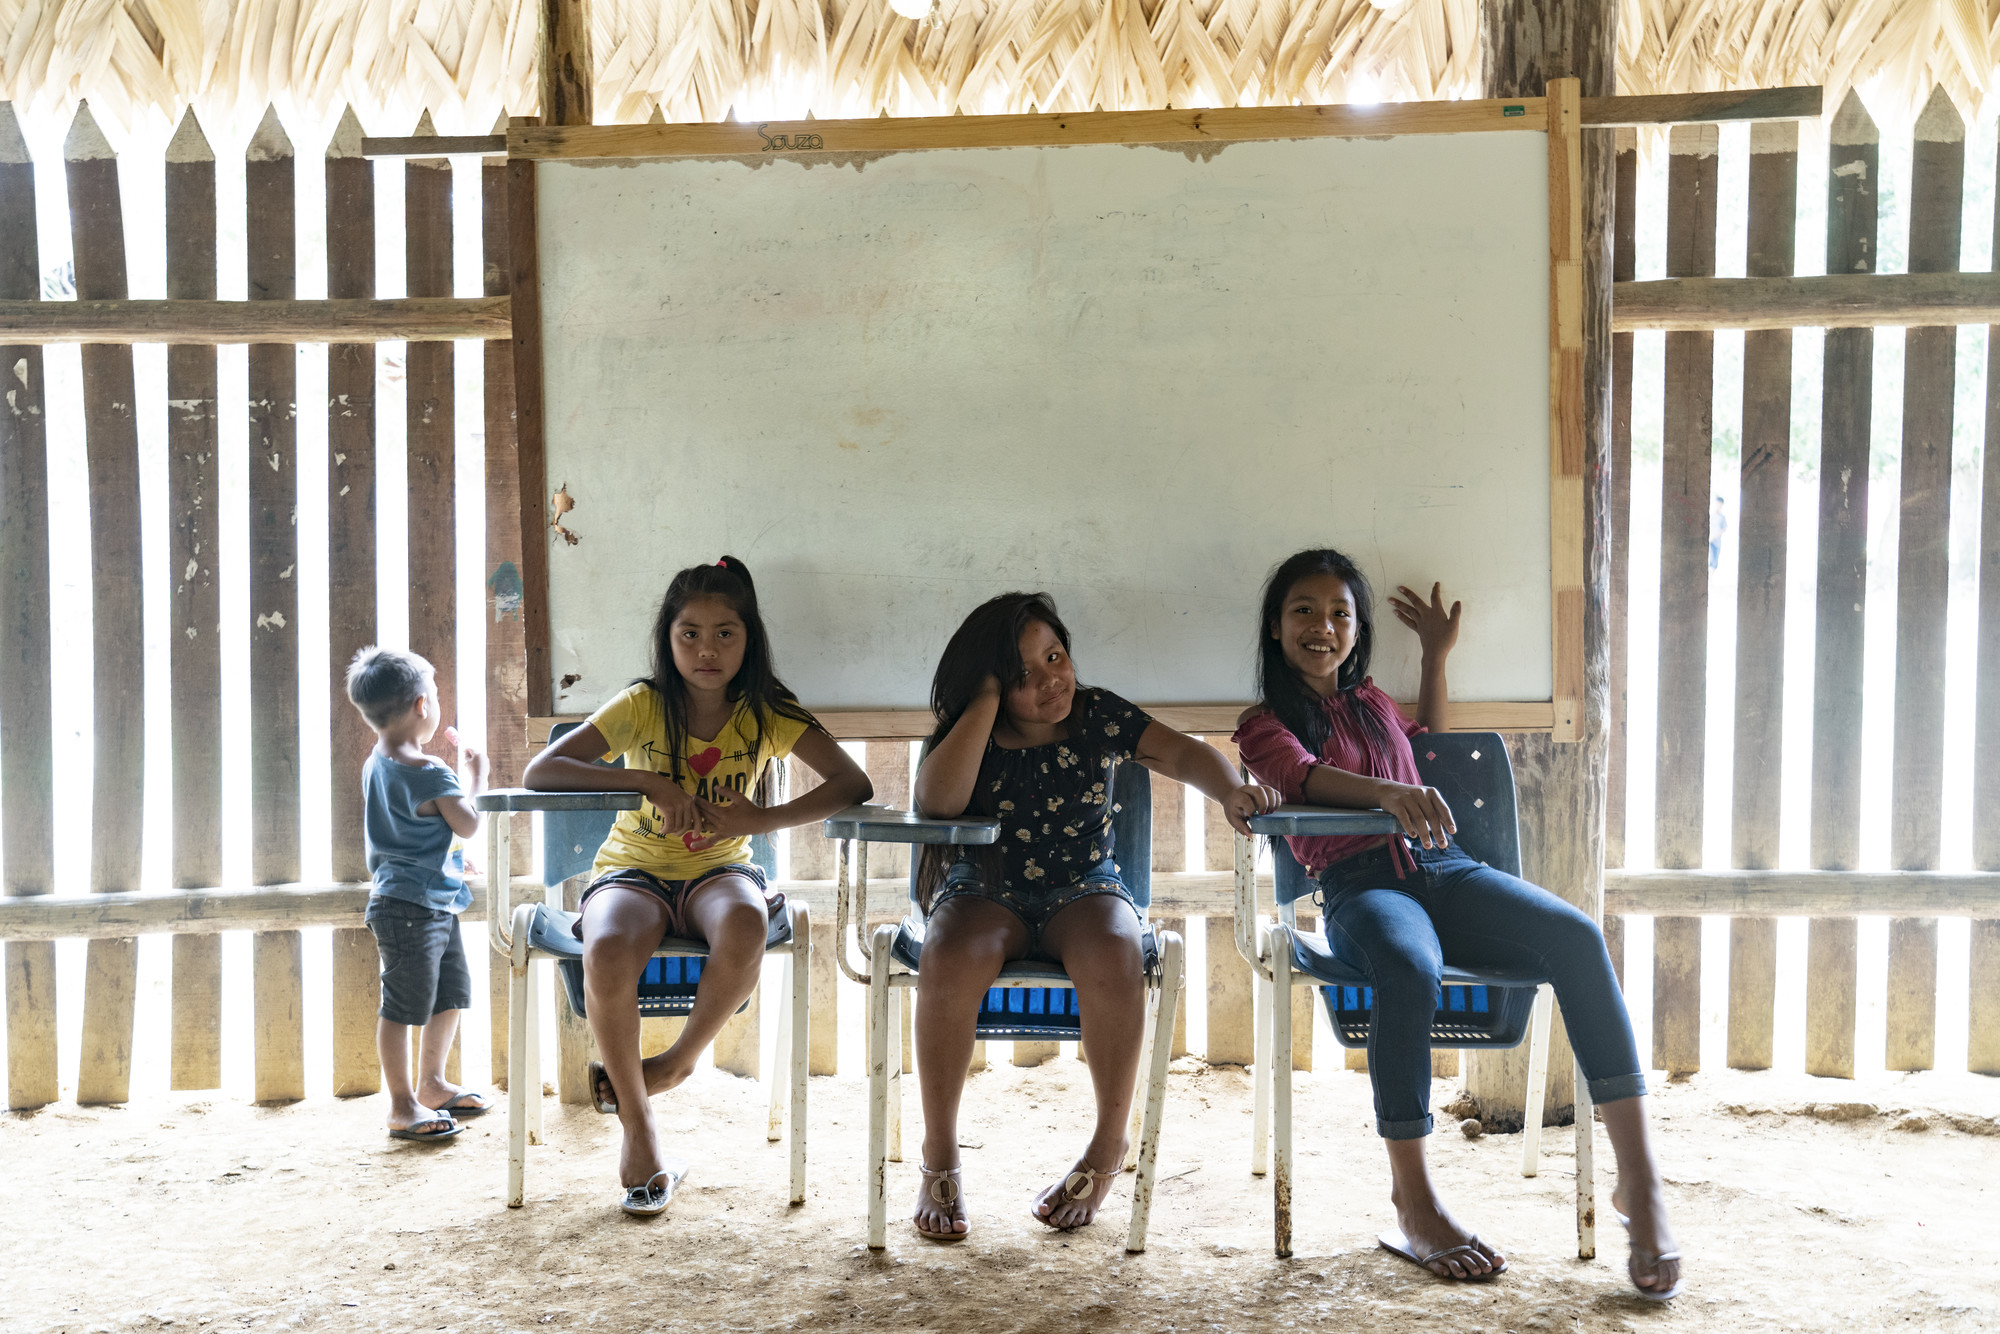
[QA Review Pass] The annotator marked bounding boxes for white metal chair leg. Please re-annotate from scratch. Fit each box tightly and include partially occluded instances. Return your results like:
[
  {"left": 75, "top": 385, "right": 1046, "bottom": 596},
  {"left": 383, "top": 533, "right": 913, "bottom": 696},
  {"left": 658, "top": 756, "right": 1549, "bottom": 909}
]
[
  {"left": 1125, "top": 931, "right": 1183, "bottom": 1254},
  {"left": 525, "top": 958, "right": 544, "bottom": 1146},
  {"left": 507, "top": 937, "right": 530, "bottom": 1208},
  {"left": 1521, "top": 984, "right": 1554, "bottom": 1176},
  {"left": 769, "top": 953, "right": 791, "bottom": 1144},
  {"left": 1124, "top": 975, "right": 1157, "bottom": 1172},
  {"left": 1573, "top": 1055, "right": 1595, "bottom": 1258},
  {"left": 887, "top": 985, "right": 904, "bottom": 1163},
  {"left": 1272, "top": 928, "right": 1295, "bottom": 1258},
  {"left": 866, "top": 926, "right": 894, "bottom": 1249},
  {"left": 1251, "top": 966, "right": 1273, "bottom": 1176},
  {"left": 790, "top": 912, "right": 811, "bottom": 1205}
]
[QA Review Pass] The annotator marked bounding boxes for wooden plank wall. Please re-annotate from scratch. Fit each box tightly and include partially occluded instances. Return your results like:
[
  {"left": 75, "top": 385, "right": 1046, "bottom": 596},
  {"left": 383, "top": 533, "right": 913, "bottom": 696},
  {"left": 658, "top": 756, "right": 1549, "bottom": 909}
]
[
  {"left": 69, "top": 103, "right": 145, "bottom": 1105},
  {"left": 0, "top": 103, "right": 58, "bottom": 1109},
  {"left": 1726, "top": 119, "right": 1797, "bottom": 1070},
  {"left": 1604, "top": 127, "right": 1637, "bottom": 988},
  {"left": 1650, "top": 122, "right": 1717, "bottom": 1077},
  {"left": 1977, "top": 105, "right": 2000, "bottom": 1078},
  {"left": 166, "top": 109, "right": 225, "bottom": 1091},
  {"left": 327, "top": 108, "right": 382, "bottom": 1097}
]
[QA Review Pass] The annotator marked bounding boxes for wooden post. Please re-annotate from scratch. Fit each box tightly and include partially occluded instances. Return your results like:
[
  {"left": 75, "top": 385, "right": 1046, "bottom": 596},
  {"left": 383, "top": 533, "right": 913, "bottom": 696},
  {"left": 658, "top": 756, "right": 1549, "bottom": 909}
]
[
  {"left": 1149, "top": 768, "right": 1188, "bottom": 1057},
  {"left": 1603, "top": 125, "right": 1636, "bottom": 990},
  {"left": 68, "top": 103, "right": 145, "bottom": 1105},
  {"left": 808, "top": 918, "right": 840, "bottom": 1075},
  {"left": 1885, "top": 88, "right": 1963, "bottom": 1073},
  {"left": 1727, "top": 119, "right": 1799, "bottom": 1071},
  {"left": 788, "top": 755, "right": 839, "bottom": 879},
  {"left": 1291, "top": 907, "right": 1314, "bottom": 1072},
  {"left": 483, "top": 112, "right": 533, "bottom": 1089},
  {"left": 541, "top": 0, "right": 595, "bottom": 128},
  {"left": 0, "top": 102, "right": 59, "bottom": 1110},
  {"left": 1650, "top": 122, "right": 1718, "bottom": 1078},
  {"left": 863, "top": 742, "right": 911, "bottom": 879},
  {"left": 1472, "top": 4, "right": 1614, "bottom": 1153},
  {"left": 1974, "top": 98, "right": 2000, "bottom": 1078},
  {"left": 1807, "top": 92, "right": 1879, "bottom": 1081},
  {"left": 326, "top": 106, "right": 381, "bottom": 1098},
  {"left": 1200, "top": 736, "right": 1255, "bottom": 1065},
  {"left": 246, "top": 105, "right": 305, "bottom": 1103}
]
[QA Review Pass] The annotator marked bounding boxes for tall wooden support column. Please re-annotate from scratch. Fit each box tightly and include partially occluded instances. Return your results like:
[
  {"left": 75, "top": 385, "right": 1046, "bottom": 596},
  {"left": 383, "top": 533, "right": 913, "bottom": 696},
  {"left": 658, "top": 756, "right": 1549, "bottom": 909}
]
[
  {"left": 1973, "top": 102, "right": 2000, "bottom": 1078},
  {"left": 1603, "top": 126, "right": 1636, "bottom": 989},
  {"left": 405, "top": 112, "right": 461, "bottom": 1084},
  {"left": 1886, "top": 88, "right": 1964, "bottom": 1072},
  {"left": 1202, "top": 737, "right": 1254, "bottom": 1067},
  {"left": 1473, "top": 3, "right": 1613, "bottom": 1142},
  {"left": 1807, "top": 93, "right": 1879, "bottom": 1080},
  {"left": 1148, "top": 768, "right": 1188, "bottom": 1058},
  {"left": 0, "top": 103, "right": 58, "bottom": 1110},
  {"left": 166, "top": 109, "right": 225, "bottom": 1091},
  {"left": 1727, "top": 120, "right": 1799, "bottom": 1071},
  {"left": 247, "top": 106, "right": 305, "bottom": 1103},
  {"left": 540, "top": 0, "right": 595, "bottom": 127},
  {"left": 1651, "top": 123, "right": 1719, "bottom": 1077},
  {"left": 327, "top": 107, "right": 382, "bottom": 1096},
  {"left": 69, "top": 103, "right": 145, "bottom": 1105},
  {"left": 484, "top": 114, "right": 534, "bottom": 1088}
]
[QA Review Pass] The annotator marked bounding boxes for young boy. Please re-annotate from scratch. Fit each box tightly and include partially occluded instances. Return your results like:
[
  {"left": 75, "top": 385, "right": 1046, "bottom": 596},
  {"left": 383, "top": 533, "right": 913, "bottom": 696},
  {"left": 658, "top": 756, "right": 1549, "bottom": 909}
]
[{"left": 346, "top": 647, "right": 492, "bottom": 1141}]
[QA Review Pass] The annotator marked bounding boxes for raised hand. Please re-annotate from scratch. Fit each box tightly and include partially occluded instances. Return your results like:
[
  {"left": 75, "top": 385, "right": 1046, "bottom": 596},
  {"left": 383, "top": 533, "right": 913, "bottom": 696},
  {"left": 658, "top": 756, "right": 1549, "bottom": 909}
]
[{"left": 1388, "top": 582, "right": 1462, "bottom": 661}]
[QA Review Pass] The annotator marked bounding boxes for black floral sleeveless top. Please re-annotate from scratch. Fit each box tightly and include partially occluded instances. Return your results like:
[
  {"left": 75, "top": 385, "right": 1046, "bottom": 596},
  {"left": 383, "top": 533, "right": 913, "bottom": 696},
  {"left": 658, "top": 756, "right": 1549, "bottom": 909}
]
[{"left": 955, "top": 687, "right": 1154, "bottom": 893}]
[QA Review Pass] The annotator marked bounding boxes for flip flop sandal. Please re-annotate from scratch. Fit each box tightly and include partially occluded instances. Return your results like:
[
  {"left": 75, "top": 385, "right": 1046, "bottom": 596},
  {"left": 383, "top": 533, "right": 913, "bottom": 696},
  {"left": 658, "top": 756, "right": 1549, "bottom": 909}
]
[
  {"left": 620, "top": 1160, "right": 689, "bottom": 1218},
  {"left": 436, "top": 1092, "right": 492, "bottom": 1119},
  {"left": 1035, "top": 1160, "right": 1119, "bottom": 1231},
  {"left": 913, "top": 1164, "right": 968, "bottom": 1242},
  {"left": 1612, "top": 1209, "right": 1683, "bottom": 1300},
  {"left": 388, "top": 1116, "right": 463, "bottom": 1143},
  {"left": 1378, "top": 1228, "right": 1506, "bottom": 1281},
  {"left": 588, "top": 1061, "right": 617, "bottom": 1115}
]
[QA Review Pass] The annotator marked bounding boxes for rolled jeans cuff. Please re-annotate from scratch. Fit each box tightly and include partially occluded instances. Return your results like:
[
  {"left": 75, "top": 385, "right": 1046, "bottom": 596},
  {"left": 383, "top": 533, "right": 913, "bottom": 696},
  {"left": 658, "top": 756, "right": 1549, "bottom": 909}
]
[
  {"left": 1587, "top": 1072, "right": 1648, "bottom": 1104},
  {"left": 1378, "top": 1113, "right": 1434, "bottom": 1141}
]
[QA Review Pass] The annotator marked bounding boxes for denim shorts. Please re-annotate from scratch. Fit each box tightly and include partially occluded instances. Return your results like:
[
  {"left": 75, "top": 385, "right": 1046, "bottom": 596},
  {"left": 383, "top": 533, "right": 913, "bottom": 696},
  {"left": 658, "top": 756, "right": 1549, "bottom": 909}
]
[
  {"left": 931, "top": 857, "right": 1140, "bottom": 956},
  {"left": 572, "top": 862, "right": 777, "bottom": 941},
  {"left": 365, "top": 894, "right": 472, "bottom": 1026}
]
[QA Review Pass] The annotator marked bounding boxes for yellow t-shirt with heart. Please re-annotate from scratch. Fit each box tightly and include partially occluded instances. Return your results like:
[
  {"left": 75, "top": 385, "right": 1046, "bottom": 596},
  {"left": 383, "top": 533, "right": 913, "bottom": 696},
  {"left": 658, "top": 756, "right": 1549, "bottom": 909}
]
[{"left": 585, "top": 683, "right": 811, "bottom": 881}]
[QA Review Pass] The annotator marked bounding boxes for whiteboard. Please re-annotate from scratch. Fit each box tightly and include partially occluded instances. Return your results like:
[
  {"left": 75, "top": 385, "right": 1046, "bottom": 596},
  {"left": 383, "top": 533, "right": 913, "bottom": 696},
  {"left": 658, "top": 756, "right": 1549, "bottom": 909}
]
[{"left": 535, "top": 128, "right": 1552, "bottom": 714}]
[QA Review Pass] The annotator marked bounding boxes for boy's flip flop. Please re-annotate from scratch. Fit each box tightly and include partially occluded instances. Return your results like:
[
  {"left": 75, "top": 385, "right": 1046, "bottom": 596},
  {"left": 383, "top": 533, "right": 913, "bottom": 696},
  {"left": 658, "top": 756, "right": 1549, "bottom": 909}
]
[
  {"left": 619, "top": 1161, "right": 689, "bottom": 1217},
  {"left": 1378, "top": 1228, "right": 1505, "bottom": 1281},
  {"left": 388, "top": 1116, "right": 463, "bottom": 1143},
  {"left": 434, "top": 1092, "right": 492, "bottom": 1119},
  {"left": 588, "top": 1061, "right": 617, "bottom": 1115}
]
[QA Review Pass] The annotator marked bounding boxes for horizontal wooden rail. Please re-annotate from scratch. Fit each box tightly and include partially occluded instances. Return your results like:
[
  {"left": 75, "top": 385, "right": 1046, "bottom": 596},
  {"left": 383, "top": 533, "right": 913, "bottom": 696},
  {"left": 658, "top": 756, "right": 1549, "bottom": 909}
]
[
  {"left": 1581, "top": 87, "right": 1822, "bottom": 128},
  {"left": 0, "top": 297, "right": 513, "bottom": 344},
  {"left": 1613, "top": 273, "right": 2000, "bottom": 331},
  {"left": 362, "top": 136, "right": 509, "bottom": 157},
  {"left": 1604, "top": 869, "right": 2000, "bottom": 916},
  {"left": 9, "top": 868, "right": 1999, "bottom": 940}
]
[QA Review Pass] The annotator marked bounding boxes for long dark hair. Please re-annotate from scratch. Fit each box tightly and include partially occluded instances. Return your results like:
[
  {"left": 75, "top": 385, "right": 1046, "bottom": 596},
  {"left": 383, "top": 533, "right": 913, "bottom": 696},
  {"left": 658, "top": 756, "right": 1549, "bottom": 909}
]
[
  {"left": 1254, "top": 548, "right": 1394, "bottom": 760},
  {"left": 638, "top": 555, "right": 814, "bottom": 781},
  {"left": 915, "top": 592, "right": 1075, "bottom": 910}
]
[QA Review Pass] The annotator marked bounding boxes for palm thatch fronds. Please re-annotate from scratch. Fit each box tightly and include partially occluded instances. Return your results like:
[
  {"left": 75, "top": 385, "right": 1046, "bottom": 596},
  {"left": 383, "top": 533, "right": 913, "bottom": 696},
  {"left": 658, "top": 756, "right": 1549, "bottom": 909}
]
[{"left": 1, "top": 0, "right": 1995, "bottom": 139}]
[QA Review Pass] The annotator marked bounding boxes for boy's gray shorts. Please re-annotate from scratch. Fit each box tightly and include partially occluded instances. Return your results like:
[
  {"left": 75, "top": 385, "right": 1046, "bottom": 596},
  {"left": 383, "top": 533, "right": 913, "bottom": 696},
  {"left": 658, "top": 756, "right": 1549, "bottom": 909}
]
[{"left": 365, "top": 895, "right": 473, "bottom": 1026}]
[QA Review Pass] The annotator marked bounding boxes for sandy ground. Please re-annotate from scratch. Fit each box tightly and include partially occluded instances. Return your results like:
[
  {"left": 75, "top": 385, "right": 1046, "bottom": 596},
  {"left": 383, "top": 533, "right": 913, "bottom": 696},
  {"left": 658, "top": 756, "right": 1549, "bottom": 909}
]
[{"left": 4, "top": 1058, "right": 1997, "bottom": 1334}]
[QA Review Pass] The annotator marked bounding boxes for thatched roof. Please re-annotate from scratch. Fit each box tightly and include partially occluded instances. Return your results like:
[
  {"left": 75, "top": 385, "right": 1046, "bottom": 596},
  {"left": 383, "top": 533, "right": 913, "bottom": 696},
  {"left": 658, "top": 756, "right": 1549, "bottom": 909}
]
[{"left": 0, "top": 0, "right": 1991, "bottom": 141}]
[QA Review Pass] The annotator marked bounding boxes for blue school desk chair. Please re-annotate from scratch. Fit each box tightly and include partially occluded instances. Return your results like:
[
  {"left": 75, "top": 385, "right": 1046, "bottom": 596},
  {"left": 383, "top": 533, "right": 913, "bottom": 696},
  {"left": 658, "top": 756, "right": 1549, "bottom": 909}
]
[
  {"left": 477, "top": 730, "right": 811, "bottom": 1210},
  {"left": 1230, "top": 732, "right": 1593, "bottom": 1259},
  {"left": 822, "top": 757, "right": 1185, "bottom": 1253}
]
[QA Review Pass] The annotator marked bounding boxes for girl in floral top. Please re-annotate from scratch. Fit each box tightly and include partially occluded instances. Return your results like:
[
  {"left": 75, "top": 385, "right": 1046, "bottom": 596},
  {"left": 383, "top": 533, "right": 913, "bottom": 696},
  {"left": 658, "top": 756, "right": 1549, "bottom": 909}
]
[
  {"left": 909, "top": 592, "right": 1279, "bottom": 1241},
  {"left": 1234, "top": 548, "right": 1679, "bottom": 1299}
]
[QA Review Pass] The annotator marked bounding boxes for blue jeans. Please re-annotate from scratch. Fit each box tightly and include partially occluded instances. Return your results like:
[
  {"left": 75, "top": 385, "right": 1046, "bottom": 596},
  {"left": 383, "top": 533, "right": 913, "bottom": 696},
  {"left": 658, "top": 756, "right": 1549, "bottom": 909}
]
[{"left": 1318, "top": 841, "right": 1646, "bottom": 1139}]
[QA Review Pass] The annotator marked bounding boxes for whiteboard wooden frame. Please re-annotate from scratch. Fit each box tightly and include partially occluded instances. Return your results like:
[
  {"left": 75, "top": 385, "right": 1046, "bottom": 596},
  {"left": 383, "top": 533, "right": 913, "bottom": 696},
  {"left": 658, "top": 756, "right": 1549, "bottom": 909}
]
[{"left": 508, "top": 83, "right": 1587, "bottom": 740}]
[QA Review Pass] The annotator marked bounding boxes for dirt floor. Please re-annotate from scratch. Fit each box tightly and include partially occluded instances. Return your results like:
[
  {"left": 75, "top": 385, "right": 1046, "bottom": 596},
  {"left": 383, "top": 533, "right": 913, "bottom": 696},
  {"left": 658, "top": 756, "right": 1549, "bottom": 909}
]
[{"left": 4, "top": 1058, "right": 1997, "bottom": 1334}]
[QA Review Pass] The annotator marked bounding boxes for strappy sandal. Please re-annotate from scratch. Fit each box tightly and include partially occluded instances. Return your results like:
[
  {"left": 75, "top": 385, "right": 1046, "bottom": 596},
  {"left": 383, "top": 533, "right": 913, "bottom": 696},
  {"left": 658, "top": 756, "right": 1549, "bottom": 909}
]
[
  {"left": 914, "top": 1163, "right": 968, "bottom": 1241},
  {"left": 619, "top": 1160, "right": 689, "bottom": 1217},
  {"left": 1378, "top": 1227, "right": 1506, "bottom": 1281},
  {"left": 588, "top": 1060, "right": 617, "bottom": 1115},
  {"left": 1035, "top": 1159, "right": 1120, "bottom": 1231}
]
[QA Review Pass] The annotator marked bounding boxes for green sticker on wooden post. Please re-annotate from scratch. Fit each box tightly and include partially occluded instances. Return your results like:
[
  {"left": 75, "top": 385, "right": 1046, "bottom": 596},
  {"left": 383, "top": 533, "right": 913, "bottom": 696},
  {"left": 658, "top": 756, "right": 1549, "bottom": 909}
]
[{"left": 1503, "top": 105, "right": 1526, "bottom": 117}]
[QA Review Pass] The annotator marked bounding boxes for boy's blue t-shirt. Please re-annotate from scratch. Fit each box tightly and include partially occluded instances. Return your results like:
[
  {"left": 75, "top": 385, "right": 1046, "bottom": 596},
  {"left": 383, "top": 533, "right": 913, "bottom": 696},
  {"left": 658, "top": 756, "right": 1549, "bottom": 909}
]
[{"left": 362, "top": 750, "right": 469, "bottom": 913}]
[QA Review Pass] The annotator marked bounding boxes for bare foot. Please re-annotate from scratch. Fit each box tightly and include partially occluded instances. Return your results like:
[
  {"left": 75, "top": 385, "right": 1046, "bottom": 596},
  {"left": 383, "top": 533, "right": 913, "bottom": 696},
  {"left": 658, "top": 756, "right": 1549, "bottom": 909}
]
[
  {"left": 913, "top": 1164, "right": 968, "bottom": 1240},
  {"left": 617, "top": 1120, "right": 669, "bottom": 1190},
  {"left": 1612, "top": 1185, "right": 1682, "bottom": 1298},
  {"left": 385, "top": 1094, "right": 453, "bottom": 1134},
  {"left": 417, "top": 1077, "right": 489, "bottom": 1115},
  {"left": 1033, "top": 1146, "right": 1124, "bottom": 1231},
  {"left": 1390, "top": 1188, "right": 1505, "bottom": 1279}
]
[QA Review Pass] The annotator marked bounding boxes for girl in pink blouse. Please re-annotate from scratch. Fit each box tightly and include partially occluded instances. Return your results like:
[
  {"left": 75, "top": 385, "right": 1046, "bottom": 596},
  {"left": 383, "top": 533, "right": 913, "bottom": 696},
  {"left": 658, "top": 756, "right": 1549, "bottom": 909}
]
[{"left": 1234, "top": 548, "right": 1680, "bottom": 1299}]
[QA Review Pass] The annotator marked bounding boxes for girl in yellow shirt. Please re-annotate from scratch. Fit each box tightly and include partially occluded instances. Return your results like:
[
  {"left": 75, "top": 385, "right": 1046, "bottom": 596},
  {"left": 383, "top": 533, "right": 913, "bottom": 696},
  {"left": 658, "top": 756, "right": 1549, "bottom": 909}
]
[{"left": 525, "top": 556, "right": 871, "bottom": 1214}]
